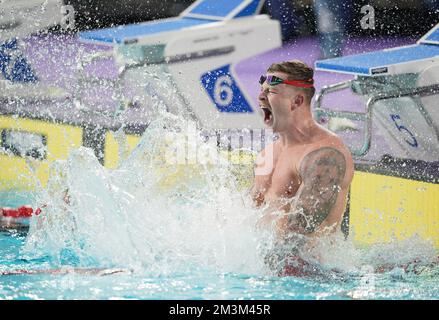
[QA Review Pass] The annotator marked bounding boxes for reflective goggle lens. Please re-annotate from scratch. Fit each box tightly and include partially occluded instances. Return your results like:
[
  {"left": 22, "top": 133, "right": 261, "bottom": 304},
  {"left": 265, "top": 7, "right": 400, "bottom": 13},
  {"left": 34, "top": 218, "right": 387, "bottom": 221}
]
[
  {"left": 259, "top": 75, "right": 314, "bottom": 88},
  {"left": 259, "top": 75, "right": 283, "bottom": 85}
]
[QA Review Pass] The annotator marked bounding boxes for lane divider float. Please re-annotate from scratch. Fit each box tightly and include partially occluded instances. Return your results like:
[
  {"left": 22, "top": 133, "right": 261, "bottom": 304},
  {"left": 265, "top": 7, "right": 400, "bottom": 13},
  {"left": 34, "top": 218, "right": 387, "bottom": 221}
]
[{"left": 0, "top": 205, "right": 42, "bottom": 229}]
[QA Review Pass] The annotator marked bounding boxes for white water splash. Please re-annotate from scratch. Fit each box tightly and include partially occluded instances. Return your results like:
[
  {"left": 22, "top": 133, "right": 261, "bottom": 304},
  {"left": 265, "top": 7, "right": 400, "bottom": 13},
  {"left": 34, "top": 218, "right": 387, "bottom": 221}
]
[
  {"left": 22, "top": 112, "right": 267, "bottom": 275},
  {"left": 303, "top": 232, "right": 438, "bottom": 276},
  {"left": 20, "top": 111, "right": 438, "bottom": 278}
]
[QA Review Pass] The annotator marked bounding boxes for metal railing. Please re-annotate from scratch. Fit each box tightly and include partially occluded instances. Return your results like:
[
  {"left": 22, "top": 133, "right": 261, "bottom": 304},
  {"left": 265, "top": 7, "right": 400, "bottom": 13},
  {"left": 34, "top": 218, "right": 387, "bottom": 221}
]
[{"left": 314, "top": 80, "right": 439, "bottom": 158}]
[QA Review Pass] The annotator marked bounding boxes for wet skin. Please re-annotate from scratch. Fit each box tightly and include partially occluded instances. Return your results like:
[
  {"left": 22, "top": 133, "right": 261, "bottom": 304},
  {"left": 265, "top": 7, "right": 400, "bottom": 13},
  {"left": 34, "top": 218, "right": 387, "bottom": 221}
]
[{"left": 251, "top": 71, "right": 354, "bottom": 242}]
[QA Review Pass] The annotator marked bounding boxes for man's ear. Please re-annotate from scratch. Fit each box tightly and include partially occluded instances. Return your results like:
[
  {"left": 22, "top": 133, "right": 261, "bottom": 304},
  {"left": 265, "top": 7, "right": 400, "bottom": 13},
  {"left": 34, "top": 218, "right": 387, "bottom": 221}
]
[{"left": 291, "top": 94, "right": 304, "bottom": 111}]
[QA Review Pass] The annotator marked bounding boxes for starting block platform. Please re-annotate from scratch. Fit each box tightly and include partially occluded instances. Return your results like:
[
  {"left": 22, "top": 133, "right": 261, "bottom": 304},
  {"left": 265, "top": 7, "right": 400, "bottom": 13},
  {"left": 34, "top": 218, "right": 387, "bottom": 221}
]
[
  {"left": 314, "top": 23, "right": 439, "bottom": 251},
  {"left": 80, "top": 18, "right": 215, "bottom": 45},
  {"left": 0, "top": 0, "right": 281, "bottom": 190},
  {"left": 78, "top": 0, "right": 280, "bottom": 130},
  {"left": 80, "top": 0, "right": 265, "bottom": 45},
  {"left": 419, "top": 23, "right": 439, "bottom": 45},
  {"left": 314, "top": 23, "right": 439, "bottom": 162},
  {"left": 315, "top": 44, "right": 439, "bottom": 76},
  {"left": 316, "top": 23, "right": 439, "bottom": 76}
]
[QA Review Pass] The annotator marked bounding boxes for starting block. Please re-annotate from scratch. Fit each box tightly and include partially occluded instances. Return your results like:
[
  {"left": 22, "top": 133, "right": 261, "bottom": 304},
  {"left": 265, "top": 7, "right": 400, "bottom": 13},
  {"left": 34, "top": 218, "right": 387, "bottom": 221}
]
[
  {"left": 315, "top": 23, "right": 439, "bottom": 161},
  {"left": 315, "top": 23, "right": 439, "bottom": 250},
  {"left": 0, "top": 0, "right": 279, "bottom": 192},
  {"left": 78, "top": 0, "right": 281, "bottom": 130}
]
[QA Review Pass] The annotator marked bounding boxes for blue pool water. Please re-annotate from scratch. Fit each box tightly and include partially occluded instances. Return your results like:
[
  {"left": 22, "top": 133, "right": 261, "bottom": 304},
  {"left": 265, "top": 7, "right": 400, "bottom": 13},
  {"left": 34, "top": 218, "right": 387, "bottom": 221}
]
[{"left": 1, "top": 191, "right": 439, "bottom": 300}]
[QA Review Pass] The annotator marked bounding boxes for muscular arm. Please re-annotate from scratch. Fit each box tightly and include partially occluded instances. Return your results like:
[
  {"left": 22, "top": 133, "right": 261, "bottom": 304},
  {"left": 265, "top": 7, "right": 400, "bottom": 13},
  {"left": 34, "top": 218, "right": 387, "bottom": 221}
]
[{"left": 279, "top": 147, "right": 347, "bottom": 235}]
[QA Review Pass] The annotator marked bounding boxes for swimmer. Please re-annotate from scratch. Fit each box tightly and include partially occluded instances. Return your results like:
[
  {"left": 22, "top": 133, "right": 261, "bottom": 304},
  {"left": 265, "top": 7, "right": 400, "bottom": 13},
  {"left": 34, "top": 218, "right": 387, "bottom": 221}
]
[{"left": 251, "top": 60, "right": 355, "bottom": 276}]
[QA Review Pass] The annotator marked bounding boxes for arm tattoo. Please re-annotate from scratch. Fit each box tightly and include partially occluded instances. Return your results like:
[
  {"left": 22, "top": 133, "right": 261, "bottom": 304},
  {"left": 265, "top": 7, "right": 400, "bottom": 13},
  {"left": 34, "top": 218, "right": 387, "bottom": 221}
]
[{"left": 292, "top": 147, "right": 347, "bottom": 234}]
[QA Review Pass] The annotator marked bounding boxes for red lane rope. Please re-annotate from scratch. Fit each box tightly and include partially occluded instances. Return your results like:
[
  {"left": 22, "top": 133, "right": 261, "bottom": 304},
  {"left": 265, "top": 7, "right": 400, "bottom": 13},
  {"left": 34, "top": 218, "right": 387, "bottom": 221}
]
[{"left": 0, "top": 205, "right": 42, "bottom": 219}]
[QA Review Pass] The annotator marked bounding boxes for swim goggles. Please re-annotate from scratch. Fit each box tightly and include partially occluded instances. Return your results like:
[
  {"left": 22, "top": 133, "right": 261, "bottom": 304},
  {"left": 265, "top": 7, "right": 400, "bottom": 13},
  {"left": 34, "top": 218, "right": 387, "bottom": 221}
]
[{"left": 259, "top": 75, "right": 314, "bottom": 88}]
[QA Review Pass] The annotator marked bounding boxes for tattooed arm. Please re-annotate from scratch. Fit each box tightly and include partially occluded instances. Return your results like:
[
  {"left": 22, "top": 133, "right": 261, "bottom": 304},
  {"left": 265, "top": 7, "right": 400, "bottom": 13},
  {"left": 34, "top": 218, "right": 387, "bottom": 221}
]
[{"left": 277, "top": 147, "right": 347, "bottom": 237}]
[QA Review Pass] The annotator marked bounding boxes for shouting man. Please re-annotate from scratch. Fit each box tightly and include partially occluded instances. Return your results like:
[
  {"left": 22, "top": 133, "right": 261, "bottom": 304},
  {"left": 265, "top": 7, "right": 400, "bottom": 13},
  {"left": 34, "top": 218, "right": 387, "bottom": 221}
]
[{"left": 251, "top": 60, "right": 354, "bottom": 276}]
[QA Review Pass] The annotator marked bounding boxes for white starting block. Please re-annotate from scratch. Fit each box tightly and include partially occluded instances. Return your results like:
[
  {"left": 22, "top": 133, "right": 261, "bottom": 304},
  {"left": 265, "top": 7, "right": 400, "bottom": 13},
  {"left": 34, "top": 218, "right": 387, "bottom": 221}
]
[
  {"left": 314, "top": 23, "right": 439, "bottom": 161},
  {"left": 78, "top": 0, "right": 281, "bottom": 130}
]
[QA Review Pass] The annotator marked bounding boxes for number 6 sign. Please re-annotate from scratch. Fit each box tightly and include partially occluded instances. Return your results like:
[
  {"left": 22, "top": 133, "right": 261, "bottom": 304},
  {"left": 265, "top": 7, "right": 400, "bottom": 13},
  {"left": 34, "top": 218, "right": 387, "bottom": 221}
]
[
  {"left": 213, "top": 75, "right": 234, "bottom": 107},
  {"left": 201, "top": 65, "right": 253, "bottom": 113}
]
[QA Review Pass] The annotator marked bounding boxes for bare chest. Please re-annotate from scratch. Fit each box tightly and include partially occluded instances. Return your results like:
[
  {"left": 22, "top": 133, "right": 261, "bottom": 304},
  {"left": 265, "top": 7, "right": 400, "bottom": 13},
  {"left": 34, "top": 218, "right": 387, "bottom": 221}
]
[{"left": 255, "top": 151, "right": 301, "bottom": 202}]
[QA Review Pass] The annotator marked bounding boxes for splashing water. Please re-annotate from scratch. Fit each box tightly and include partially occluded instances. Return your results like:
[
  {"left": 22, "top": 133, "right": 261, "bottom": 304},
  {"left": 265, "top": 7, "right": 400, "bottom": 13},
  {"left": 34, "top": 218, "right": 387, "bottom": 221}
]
[
  {"left": 2, "top": 108, "right": 435, "bottom": 300},
  {"left": 16, "top": 107, "right": 438, "bottom": 284},
  {"left": 21, "top": 111, "right": 270, "bottom": 276},
  {"left": 20, "top": 107, "right": 439, "bottom": 283}
]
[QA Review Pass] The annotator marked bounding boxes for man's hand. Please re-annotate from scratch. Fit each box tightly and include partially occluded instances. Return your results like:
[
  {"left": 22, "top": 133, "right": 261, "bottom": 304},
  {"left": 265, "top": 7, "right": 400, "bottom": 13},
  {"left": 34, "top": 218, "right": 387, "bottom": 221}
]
[{"left": 255, "top": 198, "right": 291, "bottom": 231}]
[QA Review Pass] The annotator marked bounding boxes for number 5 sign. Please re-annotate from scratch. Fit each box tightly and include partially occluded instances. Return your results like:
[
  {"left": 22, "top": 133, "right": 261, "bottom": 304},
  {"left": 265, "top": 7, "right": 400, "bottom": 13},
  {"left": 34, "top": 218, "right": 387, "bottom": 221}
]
[
  {"left": 390, "top": 114, "right": 418, "bottom": 148},
  {"left": 201, "top": 65, "right": 253, "bottom": 113}
]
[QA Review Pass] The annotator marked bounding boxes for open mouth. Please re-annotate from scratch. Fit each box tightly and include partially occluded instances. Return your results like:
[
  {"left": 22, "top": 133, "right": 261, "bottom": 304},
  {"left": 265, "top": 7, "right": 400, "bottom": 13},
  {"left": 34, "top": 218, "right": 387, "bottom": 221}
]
[{"left": 261, "top": 107, "right": 273, "bottom": 124}]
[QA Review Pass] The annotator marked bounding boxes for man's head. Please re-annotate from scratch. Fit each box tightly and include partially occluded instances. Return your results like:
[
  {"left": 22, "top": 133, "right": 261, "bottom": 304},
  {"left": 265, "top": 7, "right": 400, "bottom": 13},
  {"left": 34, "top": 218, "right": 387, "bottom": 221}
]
[
  {"left": 266, "top": 60, "right": 315, "bottom": 102},
  {"left": 258, "top": 60, "right": 315, "bottom": 132}
]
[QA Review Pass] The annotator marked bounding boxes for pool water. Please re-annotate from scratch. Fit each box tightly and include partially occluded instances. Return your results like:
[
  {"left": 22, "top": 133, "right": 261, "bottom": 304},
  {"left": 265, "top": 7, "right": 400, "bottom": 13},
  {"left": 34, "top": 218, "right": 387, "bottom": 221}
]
[{"left": 1, "top": 226, "right": 439, "bottom": 300}]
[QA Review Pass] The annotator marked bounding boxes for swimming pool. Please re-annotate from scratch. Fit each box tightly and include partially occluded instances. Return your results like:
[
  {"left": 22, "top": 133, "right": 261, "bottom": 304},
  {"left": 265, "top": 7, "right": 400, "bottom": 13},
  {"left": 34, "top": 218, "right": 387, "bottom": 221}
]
[
  {"left": 1, "top": 223, "right": 439, "bottom": 300},
  {"left": 1, "top": 119, "right": 438, "bottom": 300}
]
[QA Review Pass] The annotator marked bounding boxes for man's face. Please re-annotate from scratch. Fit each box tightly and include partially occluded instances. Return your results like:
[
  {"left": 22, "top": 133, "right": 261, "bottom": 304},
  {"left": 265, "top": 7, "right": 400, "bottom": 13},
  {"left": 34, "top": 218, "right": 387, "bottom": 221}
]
[{"left": 258, "top": 71, "right": 300, "bottom": 133}]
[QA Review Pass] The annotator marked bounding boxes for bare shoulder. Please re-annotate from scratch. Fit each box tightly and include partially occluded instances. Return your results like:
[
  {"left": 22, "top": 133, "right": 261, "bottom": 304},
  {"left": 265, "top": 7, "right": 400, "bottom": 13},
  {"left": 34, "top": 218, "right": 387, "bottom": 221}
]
[
  {"left": 282, "top": 143, "right": 352, "bottom": 235},
  {"left": 300, "top": 146, "right": 346, "bottom": 173},
  {"left": 299, "top": 137, "right": 354, "bottom": 187}
]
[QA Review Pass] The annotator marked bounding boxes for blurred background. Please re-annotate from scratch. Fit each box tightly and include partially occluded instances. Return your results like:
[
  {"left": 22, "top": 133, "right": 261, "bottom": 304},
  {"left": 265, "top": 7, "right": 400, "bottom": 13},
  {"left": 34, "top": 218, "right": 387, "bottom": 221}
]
[
  {"left": 3, "top": 1, "right": 435, "bottom": 60},
  {"left": 64, "top": 0, "right": 438, "bottom": 39},
  {"left": 58, "top": 0, "right": 438, "bottom": 60}
]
